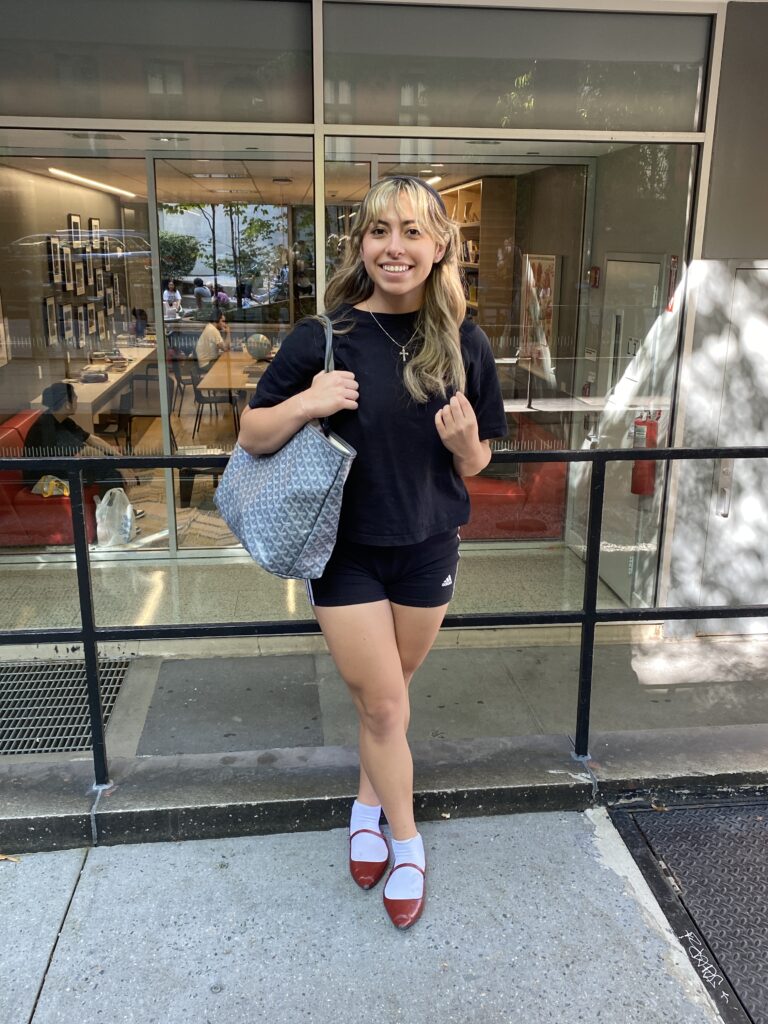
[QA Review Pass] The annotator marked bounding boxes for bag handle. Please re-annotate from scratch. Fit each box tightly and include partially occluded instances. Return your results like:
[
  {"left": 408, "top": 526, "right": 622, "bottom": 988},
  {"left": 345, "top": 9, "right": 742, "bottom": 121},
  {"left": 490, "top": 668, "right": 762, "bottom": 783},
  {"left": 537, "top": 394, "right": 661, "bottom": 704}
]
[{"left": 318, "top": 314, "right": 334, "bottom": 436}]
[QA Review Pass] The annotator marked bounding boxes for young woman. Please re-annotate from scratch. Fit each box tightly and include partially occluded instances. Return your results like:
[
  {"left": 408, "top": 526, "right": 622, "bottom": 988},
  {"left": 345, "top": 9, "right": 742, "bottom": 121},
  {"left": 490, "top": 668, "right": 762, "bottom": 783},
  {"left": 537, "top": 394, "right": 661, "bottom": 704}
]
[
  {"left": 162, "top": 279, "right": 183, "bottom": 310},
  {"left": 238, "top": 176, "right": 507, "bottom": 929}
]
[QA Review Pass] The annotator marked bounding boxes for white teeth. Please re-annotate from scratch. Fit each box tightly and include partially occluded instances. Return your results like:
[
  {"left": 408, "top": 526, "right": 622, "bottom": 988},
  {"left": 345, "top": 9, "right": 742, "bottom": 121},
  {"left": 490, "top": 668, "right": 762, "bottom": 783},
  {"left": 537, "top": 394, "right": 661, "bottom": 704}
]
[{"left": 382, "top": 265, "right": 410, "bottom": 272}]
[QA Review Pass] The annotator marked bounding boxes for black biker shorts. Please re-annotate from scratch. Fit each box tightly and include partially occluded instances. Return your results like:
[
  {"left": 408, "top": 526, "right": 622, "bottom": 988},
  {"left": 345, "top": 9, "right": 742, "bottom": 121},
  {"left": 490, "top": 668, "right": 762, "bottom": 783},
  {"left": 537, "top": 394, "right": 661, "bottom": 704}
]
[{"left": 305, "top": 528, "right": 461, "bottom": 608}]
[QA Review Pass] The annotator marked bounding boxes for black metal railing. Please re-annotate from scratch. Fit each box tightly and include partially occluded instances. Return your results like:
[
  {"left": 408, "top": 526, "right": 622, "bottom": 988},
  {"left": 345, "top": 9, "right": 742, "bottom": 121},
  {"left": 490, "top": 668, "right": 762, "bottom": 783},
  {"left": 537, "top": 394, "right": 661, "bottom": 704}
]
[{"left": 1, "top": 446, "right": 767, "bottom": 787}]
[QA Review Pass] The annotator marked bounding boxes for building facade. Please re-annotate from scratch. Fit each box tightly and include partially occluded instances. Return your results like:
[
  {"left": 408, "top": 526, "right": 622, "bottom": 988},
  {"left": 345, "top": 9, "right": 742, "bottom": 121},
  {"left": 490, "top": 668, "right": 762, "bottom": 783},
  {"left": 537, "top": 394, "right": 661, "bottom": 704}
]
[{"left": 1, "top": 1, "right": 767, "bottom": 788}]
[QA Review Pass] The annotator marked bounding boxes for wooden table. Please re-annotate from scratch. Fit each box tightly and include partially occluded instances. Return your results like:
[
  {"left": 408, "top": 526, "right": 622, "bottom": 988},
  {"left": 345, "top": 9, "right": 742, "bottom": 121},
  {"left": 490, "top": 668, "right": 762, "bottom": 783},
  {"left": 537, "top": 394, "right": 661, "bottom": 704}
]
[
  {"left": 30, "top": 346, "right": 158, "bottom": 433},
  {"left": 197, "top": 350, "right": 268, "bottom": 394},
  {"left": 196, "top": 350, "right": 270, "bottom": 435}
]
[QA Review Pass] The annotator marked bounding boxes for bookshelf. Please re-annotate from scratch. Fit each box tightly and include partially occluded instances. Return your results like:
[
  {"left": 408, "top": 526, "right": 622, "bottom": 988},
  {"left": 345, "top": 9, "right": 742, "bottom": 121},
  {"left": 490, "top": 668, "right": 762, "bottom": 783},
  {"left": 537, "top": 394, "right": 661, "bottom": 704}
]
[{"left": 440, "top": 177, "right": 517, "bottom": 337}]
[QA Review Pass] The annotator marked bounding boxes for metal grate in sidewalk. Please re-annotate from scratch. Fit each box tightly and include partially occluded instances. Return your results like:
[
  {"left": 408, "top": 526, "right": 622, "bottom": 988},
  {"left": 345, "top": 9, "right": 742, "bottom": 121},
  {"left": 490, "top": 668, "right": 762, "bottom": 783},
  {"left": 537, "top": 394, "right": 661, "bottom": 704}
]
[
  {"left": 0, "top": 659, "right": 129, "bottom": 755},
  {"left": 612, "top": 801, "right": 768, "bottom": 1024}
]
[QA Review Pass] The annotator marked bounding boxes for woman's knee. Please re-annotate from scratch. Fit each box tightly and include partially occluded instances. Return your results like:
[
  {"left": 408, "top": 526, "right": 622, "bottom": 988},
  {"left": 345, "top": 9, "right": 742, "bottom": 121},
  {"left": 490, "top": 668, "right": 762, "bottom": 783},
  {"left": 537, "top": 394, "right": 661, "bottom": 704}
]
[{"left": 356, "top": 692, "right": 406, "bottom": 738}]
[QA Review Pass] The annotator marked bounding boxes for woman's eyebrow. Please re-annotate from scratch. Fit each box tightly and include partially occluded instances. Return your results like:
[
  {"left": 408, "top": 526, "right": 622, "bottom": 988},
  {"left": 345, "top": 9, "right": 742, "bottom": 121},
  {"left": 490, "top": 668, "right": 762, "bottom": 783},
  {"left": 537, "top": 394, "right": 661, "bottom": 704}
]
[{"left": 373, "top": 217, "right": 418, "bottom": 226}]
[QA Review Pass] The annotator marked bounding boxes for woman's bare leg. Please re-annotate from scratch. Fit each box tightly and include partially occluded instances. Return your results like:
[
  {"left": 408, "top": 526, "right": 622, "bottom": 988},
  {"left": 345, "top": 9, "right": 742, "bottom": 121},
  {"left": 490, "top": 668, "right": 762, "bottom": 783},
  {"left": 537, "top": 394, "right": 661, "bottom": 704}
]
[
  {"left": 314, "top": 600, "right": 417, "bottom": 840},
  {"left": 356, "top": 601, "right": 449, "bottom": 809}
]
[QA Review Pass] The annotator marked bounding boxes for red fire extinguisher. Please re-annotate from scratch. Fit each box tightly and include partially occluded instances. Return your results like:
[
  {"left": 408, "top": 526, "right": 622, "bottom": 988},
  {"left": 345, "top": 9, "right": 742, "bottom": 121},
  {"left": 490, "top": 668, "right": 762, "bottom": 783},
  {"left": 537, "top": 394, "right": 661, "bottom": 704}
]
[{"left": 630, "top": 412, "right": 659, "bottom": 496}]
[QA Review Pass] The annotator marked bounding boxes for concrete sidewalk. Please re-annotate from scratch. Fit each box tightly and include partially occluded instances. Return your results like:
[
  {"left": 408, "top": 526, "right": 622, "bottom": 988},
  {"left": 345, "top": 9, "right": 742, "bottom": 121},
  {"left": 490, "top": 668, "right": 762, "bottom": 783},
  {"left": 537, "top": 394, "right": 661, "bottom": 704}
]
[{"left": 2, "top": 811, "right": 721, "bottom": 1024}]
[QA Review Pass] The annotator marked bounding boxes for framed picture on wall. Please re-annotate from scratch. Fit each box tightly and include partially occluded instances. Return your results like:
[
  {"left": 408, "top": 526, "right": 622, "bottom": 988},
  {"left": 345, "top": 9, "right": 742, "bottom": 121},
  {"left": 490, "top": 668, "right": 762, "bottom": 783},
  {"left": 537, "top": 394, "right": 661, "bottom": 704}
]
[
  {"left": 85, "top": 243, "right": 94, "bottom": 285},
  {"left": 113, "top": 275, "right": 121, "bottom": 307},
  {"left": 48, "top": 236, "right": 62, "bottom": 284},
  {"left": 97, "top": 309, "right": 107, "bottom": 341},
  {"left": 95, "top": 269, "right": 104, "bottom": 296},
  {"left": 67, "top": 214, "right": 81, "bottom": 244},
  {"left": 62, "top": 246, "right": 74, "bottom": 291},
  {"left": 44, "top": 295, "right": 58, "bottom": 345},
  {"left": 0, "top": 293, "right": 9, "bottom": 369},
  {"left": 521, "top": 254, "right": 559, "bottom": 359},
  {"left": 105, "top": 287, "right": 115, "bottom": 316},
  {"left": 87, "top": 302, "right": 97, "bottom": 335},
  {"left": 88, "top": 218, "right": 100, "bottom": 249},
  {"left": 76, "top": 305, "right": 87, "bottom": 347},
  {"left": 61, "top": 303, "right": 74, "bottom": 343},
  {"left": 103, "top": 241, "right": 111, "bottom": 271},
  {"left": 74, "top": 261, "right": 86, "bottom": 296}
]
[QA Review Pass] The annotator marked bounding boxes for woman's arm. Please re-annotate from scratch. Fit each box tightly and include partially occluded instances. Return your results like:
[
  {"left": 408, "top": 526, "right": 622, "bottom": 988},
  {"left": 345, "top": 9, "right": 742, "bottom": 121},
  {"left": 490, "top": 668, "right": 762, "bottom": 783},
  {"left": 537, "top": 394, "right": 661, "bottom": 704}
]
[
  {"left": 83, "top": 433, "right": 118, "bottom": 455},
  {"left": 238, "top": 368, "right": 359, "bottom": 455}
]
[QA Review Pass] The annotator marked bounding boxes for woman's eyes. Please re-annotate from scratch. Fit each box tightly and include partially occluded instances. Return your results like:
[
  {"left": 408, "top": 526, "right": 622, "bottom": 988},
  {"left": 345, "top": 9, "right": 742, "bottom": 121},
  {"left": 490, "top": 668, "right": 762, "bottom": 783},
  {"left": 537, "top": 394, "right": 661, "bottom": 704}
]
[{"left": 368, "top": 226, "right": 423, "bottom": 237}]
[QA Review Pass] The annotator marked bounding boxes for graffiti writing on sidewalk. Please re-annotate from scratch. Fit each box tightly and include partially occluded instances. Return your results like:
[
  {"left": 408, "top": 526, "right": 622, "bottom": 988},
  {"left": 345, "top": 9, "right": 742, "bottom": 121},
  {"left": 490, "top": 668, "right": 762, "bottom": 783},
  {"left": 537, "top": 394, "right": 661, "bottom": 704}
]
[{"left": 678, "top": 931, "right": 730, "bottom": 1004}]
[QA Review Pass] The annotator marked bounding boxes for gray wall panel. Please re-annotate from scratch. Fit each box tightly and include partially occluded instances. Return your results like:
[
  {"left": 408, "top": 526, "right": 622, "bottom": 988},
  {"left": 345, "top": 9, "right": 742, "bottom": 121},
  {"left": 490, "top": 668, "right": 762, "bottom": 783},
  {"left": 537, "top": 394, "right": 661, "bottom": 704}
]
[{"left": 703, "top": 3, "right": 768, "bottom": 258}]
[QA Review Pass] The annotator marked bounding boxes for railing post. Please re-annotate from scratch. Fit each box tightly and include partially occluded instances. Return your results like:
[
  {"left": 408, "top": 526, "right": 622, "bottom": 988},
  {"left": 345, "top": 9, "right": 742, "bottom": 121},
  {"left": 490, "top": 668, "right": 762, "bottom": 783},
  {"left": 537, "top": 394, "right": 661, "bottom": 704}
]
[
  {"left": 68, "top": 468, "right": 110, "bottom": 787},
  {"left": 575, "top": 456, "right": 606, "bottom": 758}
]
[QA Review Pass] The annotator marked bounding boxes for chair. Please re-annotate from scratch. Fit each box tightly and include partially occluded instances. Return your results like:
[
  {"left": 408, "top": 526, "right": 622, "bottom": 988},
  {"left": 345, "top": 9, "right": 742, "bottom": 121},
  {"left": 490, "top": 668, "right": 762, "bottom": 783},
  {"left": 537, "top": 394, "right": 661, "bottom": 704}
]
[
  {"left": 94, "top": 389, "right": 135, "bottom": 450},
  {"left": 132, "top": 359, "right": 159, "bottom": 399},
  {"left": 169, "top": 356, "right": 194, "bottom": 416},
  {"left": 190, "top": 363, "right": 238, "bottom": 439},
  {"left": 169, "top": 426, "right": 221, "bottom": 508}
]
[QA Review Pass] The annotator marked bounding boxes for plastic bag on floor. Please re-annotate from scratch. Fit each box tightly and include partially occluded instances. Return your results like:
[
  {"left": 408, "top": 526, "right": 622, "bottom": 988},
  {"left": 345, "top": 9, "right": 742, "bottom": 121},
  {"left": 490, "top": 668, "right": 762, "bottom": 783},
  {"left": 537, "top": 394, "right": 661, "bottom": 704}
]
[{"left": 94, "top": 487, "right": 136, "bottom": 546}]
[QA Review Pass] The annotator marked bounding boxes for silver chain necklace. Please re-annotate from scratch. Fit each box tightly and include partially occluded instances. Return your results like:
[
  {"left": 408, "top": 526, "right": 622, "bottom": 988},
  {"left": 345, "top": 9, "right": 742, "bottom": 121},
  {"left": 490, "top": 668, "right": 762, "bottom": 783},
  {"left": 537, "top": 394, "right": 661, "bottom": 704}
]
[{"left": 367, "top": 308, "right": 419, "bottom": 363}]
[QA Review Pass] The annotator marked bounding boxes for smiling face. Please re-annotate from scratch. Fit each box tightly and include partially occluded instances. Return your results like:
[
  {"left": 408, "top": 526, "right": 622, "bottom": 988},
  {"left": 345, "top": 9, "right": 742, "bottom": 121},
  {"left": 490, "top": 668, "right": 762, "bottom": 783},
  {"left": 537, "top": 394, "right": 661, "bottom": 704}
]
[{"left": 358, "top": 193, "right": 446, "bottom": 313}]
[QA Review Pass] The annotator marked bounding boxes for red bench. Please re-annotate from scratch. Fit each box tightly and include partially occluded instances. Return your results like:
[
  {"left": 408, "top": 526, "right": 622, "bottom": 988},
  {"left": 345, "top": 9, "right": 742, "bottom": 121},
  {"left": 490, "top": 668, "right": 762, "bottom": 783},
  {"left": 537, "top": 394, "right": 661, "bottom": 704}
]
[{"left": 0, "top": 410, "right": 99, "bottom": 546}]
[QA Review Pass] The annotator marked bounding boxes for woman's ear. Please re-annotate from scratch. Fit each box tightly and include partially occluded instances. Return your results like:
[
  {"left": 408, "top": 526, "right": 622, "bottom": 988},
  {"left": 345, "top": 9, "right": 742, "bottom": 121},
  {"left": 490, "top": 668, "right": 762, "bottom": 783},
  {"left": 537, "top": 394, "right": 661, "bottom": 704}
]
[{"left": 433, "top": 242, "right": 446, "bottom": 264}]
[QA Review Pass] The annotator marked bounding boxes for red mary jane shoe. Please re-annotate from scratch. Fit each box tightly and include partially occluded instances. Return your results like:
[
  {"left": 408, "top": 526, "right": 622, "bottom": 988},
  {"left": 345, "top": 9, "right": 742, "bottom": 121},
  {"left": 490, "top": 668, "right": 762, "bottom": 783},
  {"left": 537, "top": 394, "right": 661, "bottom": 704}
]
[
  {"left": 349, "top": 828, "right": 390, "bottom": 890},
  {"left": 382, "top": 862, "right": 426, "bottom": 929}
]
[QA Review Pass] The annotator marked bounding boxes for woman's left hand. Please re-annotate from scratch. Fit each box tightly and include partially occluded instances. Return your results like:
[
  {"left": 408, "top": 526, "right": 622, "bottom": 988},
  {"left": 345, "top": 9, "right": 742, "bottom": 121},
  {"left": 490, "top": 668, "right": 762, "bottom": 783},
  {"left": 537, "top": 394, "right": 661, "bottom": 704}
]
[{"left": 434, "top": 392, "right": 480, "bottom": 458}]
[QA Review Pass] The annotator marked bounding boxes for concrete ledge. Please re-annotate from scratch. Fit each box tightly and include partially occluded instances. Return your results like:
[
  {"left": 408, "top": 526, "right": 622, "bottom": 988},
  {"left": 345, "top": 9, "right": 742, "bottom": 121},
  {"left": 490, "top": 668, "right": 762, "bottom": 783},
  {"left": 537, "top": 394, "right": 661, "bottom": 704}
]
[{"left": 2, "top": 726, "right": 767, "bottom": 854}]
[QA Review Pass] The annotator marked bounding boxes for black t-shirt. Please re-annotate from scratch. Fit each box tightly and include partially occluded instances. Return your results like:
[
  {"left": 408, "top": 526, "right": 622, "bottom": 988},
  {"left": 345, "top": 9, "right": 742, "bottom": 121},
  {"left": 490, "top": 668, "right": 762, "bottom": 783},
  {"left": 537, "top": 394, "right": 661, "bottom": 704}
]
[
  {"left": 23, "top": 412, "right": 90, "bottom": 487},
  {"left": 249, "top": 306, "right": 508, "bottom": 546}
]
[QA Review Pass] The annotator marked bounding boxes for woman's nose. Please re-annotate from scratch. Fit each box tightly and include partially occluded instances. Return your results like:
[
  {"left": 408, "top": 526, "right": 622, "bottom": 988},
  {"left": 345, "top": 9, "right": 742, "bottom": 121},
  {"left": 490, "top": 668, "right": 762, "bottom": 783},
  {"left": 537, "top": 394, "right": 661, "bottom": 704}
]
[{"left": 386, "top": 233, "right": 405, "bottom": 255}]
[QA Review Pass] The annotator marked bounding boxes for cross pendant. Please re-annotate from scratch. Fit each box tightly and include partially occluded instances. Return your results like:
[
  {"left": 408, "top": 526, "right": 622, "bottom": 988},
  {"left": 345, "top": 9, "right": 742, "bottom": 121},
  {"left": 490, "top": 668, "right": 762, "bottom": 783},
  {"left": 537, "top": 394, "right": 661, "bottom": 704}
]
[{"left": 400, "top": 349, "right": 408, "bottom": 362}]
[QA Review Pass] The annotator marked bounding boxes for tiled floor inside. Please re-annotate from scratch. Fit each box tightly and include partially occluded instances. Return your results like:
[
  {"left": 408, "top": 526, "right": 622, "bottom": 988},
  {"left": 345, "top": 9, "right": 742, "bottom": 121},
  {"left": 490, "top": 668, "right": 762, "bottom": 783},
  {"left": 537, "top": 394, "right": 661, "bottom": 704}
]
[{"left": 0, "top": 544, "right": 623, "bottom": 631}]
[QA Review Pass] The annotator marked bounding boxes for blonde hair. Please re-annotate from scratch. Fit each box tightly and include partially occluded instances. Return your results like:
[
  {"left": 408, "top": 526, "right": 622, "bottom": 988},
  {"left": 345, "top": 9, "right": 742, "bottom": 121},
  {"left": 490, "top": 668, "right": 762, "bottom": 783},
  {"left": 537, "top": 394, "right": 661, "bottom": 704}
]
[{"left": 324, "top": 177, "right": 467, "bottom": 402}]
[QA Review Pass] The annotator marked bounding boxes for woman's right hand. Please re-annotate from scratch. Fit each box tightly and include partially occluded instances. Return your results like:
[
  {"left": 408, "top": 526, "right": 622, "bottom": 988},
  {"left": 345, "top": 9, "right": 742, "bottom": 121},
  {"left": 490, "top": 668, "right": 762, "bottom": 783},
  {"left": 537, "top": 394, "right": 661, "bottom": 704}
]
[{"left": 301, "top": 369, "right": 359, "bottom": 418}]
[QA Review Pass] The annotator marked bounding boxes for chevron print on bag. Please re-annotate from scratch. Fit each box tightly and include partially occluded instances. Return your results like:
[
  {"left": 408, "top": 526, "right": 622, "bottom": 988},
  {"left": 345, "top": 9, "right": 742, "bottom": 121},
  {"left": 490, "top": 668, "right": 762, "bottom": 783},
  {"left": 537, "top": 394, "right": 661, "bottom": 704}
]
[{"left": 215, "top": 425, "right": 356, "bottom": 580}]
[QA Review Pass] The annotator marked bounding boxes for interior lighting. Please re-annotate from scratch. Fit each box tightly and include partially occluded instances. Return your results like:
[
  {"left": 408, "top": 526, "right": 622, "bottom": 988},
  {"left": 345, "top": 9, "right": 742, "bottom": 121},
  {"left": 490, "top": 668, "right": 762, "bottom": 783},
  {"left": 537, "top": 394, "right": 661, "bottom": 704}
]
[
  {"left": 48, "top": 167, "right": 136, "bottom": 198},
  {"left": 425, "top": 175, "right": 442, "bottom": 185}
]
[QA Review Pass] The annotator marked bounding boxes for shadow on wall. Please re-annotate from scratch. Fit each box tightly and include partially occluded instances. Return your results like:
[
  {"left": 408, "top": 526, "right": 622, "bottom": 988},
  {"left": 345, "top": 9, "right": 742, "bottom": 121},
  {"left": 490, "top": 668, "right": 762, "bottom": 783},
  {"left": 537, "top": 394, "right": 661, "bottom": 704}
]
[{"left": 665, "top": 260, "right": 768, "bottom": 636}]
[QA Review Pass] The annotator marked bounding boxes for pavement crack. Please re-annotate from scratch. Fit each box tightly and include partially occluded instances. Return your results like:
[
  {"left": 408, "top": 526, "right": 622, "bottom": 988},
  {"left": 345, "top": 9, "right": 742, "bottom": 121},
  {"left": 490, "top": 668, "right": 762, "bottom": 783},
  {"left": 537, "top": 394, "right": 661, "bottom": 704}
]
[{"left": 27, "top": 847, "right": 90, "bottom": 1024}]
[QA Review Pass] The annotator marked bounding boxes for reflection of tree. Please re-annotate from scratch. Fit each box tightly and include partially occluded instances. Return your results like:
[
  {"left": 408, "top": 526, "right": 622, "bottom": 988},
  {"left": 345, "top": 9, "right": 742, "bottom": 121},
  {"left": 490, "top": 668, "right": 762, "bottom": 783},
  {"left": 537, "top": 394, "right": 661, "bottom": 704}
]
[
  {"left": 160, "top": 202, "right": 289, "bottom": 306},
  {"left": 496, "top": 70, "right": 535, "bottom": 127},
  {"left": 158, "top": 231, "right": 199, "bottom": 280}
]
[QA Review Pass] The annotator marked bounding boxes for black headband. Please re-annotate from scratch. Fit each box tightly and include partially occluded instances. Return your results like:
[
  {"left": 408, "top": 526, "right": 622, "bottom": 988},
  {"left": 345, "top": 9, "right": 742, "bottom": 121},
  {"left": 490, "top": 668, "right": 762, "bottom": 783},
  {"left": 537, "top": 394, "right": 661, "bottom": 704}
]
[{"left": 383, "top": 175, "right": 447, "bottom": 214}]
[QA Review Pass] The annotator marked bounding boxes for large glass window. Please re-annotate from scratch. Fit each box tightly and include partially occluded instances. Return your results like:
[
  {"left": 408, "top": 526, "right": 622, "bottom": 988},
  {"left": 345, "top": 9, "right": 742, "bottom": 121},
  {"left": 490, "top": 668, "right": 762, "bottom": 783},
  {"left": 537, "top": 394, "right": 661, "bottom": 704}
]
[
  {"left": 0, "top": 131, "right": 316, "bottom": 631},
  {"left": 324, "top": 5, "right": 710, "bottom": 131},
  {"left": 326, "top": 138, "right": 696, "bottom": 614},
  {"left": 0, "top": 1, "right": 313, "bottom": 122}
]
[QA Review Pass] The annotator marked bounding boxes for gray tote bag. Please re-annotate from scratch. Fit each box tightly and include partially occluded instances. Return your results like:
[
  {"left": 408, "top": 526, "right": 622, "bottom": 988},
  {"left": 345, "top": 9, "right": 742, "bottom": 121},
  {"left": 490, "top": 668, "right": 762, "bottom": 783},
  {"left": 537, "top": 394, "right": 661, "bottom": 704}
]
[{"left": 214, "top": 315, "right": 356, "bottom": 579}]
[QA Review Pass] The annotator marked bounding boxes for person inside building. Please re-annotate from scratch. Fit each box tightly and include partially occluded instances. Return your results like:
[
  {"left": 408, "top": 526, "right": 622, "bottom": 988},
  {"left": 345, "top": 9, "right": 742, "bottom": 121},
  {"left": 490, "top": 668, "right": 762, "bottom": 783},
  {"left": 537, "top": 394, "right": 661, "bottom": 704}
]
[
  {"left": 195, "top": 308, "right": 230, "bottom": 369},
  {"left": 23, "top": 382, "right": 141, "bottom": 499},
  {"left": 163, "top": 279, "right": 183, "bottom": 314},
  {"left": 238, "top": 175, "right": 507, "bottom": 930},
  {"left": 193, "top": 277, "right": 212, "bottom": 310},
  {"left": 131, "top": 307, "right": 148, "bottom": 340}
]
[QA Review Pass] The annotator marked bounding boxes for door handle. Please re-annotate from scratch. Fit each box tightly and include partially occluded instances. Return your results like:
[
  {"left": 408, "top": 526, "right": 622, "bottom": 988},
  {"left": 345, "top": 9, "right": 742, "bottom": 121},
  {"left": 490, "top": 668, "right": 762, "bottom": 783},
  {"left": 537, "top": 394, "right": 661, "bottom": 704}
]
[{"left": 716, "top": 458, "right": 734, "bottom": 518}]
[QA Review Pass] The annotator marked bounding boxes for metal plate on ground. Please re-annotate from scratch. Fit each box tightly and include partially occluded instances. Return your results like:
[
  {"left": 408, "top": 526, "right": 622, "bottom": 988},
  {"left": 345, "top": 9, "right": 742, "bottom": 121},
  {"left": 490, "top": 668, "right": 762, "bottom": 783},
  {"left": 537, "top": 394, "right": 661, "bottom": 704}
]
[
  {"left": 0, "top": 659, "right": 129, "bottom": 755},
  {"left": 627, "top": 803, "right": 768, "bottom": 1024}
]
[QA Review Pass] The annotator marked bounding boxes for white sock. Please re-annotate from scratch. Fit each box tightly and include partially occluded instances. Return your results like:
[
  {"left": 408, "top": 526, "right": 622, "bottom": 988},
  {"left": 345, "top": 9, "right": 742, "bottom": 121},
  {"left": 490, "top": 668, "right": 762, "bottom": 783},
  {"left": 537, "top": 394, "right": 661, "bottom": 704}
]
[
  {"left": 350, "top": 800, "right": 388, "bottom": 863},
  {"left": 384, "top": 833, "right": 425, "bottom": 900}
]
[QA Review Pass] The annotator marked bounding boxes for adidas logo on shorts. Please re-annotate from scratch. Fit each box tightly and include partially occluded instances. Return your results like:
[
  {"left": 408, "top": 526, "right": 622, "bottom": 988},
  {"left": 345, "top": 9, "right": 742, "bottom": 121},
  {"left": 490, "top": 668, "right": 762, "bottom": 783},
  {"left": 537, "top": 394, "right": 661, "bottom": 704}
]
[{"left": 441, "top": 574, "right": 453, "bottom": 587}]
